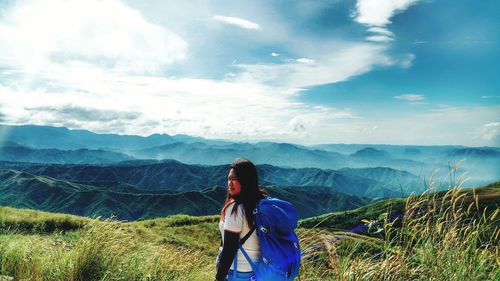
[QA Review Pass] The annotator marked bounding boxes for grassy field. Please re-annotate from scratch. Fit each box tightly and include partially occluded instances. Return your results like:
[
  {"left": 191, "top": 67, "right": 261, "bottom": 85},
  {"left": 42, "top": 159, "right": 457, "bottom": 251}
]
[{"left": 0, "top": 181, "right": 498, "bottom": 280}]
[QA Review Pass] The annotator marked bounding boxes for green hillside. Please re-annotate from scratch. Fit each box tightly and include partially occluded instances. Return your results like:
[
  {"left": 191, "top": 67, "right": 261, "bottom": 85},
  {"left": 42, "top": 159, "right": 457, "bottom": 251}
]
[
  {"left": 300, "top": 181, "right": 499, "bottom": 232},
  {"left": 0, "top": 160, "right": 418, "bottom": 198},
  {"left": 0, "top": 169, "right": 369, "bottom": 220},
  {"left": 0, "top": 181, "right": 498, "bottom": 280}
]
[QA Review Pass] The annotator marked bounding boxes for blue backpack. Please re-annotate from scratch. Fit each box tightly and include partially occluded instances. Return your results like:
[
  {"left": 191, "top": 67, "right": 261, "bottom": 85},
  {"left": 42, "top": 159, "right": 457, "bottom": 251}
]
[{"left": 236, "top": 197, "right": 301, "bottom": 281}]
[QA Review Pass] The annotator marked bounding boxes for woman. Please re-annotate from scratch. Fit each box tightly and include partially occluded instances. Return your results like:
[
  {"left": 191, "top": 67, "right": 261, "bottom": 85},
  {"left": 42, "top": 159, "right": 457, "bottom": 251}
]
[{"left": 215, "top": 158, "right": 268, "bottom": 281}]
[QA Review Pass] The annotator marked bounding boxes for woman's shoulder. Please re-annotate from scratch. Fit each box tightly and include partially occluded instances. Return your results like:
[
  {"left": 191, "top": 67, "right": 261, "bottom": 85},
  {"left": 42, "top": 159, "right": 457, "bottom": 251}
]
[{"left": 225, "top": 201, "right": 244, "bottom": 215}]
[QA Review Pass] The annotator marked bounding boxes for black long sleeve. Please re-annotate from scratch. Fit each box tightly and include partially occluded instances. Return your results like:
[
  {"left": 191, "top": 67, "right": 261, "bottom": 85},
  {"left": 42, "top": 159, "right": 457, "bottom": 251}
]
[{"left": 215, "top": 230, "right": 240, "bottom": 281}]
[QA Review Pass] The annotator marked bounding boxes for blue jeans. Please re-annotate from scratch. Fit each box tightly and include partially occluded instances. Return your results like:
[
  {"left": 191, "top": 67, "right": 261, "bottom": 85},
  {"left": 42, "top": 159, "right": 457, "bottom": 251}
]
[{"left": 227, "top": 269, "right": 256, "bottom": 281}]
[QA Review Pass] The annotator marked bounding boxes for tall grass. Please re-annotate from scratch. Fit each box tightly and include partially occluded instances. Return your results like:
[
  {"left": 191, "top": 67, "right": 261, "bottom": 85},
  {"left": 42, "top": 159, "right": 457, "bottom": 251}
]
[
  {"left": 0, "top": 176, "right": 498, "bottom": 280},
  {"left": 298, "top": 175, "right": 499, "bottom": 280},
  {"left": 0, "top": 219, "right": 213, "bottom": 280}
]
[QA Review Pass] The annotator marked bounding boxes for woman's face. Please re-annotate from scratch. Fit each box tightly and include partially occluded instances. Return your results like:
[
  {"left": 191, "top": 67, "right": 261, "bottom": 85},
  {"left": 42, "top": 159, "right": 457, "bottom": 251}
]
[{"left": 227, "top": 168, "right": 241, "bottom": 197}]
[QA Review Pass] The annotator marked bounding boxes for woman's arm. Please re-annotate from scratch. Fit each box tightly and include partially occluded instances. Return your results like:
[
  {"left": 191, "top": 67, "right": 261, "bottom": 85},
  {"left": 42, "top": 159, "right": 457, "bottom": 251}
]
[{"left": 215, "top": 230, "right": 240, "bottom": 281}]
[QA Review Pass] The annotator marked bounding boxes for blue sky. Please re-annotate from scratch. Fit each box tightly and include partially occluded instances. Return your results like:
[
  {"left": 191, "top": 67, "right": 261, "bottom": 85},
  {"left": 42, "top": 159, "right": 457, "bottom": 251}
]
[{"left": 0, "top": 0, "right": 498, "bottom": 146}]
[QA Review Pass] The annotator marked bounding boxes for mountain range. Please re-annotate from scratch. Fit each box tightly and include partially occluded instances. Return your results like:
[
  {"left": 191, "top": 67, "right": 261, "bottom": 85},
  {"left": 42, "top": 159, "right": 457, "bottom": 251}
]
[
  {"left": 1, "top": 124, "right": 498, "bottom": 187},
  {"left": 0, "top": 141, "right": 134, "bottom": 164},
  {"left": 0, "top": 160, "right": 420, "bottom": 198},
  {"left": 0, "top": 124, "right": 498, "bottom": 221},
  {"left": 0, "top": 169, "right": 369, "bottom": 220}
]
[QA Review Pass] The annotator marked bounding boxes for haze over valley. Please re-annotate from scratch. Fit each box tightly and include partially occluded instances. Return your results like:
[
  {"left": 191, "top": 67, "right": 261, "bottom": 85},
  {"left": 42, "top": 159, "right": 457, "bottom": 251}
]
[{"left": 0, "top": 124, "right": 498, "bottom": 220}]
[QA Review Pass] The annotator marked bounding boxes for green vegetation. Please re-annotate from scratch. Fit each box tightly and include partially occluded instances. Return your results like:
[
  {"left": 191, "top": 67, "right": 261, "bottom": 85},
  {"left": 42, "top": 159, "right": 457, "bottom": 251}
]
[
  {"left": 0, "top": 159, "right": 420, "bottom": 199},
  {"left": 0, "top": 169, "right": 369, "bottom": 220},
  {"left": 0, "top": 181, "right": 498, "bottom": 280},
  {"left": 0, "top": 207, "right": 88, "bottom": 234},
  {"left": 298, "top": 181, "right": 499, "bottom": 280},
  {"left": 0, "top": 211, "right": 216, "bottom": 280}
]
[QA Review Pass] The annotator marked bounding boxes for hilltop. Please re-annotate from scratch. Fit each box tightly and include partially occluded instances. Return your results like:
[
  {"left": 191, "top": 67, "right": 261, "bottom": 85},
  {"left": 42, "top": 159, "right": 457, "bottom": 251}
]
[
  {"left": 300, "top": 181, "right": 499, "bottom": 231},
  {"left": 0, "top": 181, "right": 498, "bottom": 280}
]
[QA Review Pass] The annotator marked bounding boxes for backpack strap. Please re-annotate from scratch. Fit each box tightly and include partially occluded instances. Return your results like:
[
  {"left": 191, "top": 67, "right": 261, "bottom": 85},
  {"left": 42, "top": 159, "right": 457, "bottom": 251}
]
[
  {"left": 239, "top": 225, "right": 256, "bottom": 245},
  {"left": 231, "top": 225, "right": 256, "bottom": 274},
  {"left": 232, "top": 210, "right": 257, "bottom": 273},
  {"left": 238, "top": 245, "right": 258, "bottom": 272}
]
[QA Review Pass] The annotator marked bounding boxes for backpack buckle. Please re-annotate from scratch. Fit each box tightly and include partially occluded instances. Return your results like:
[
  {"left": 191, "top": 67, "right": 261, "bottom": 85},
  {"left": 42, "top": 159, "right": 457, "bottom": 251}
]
[
  {"left": 260, "top": 226, "right": 268, "bottom": 234},
  {"left": 253, "top": 208, "right": 258, "bottom": 214}
]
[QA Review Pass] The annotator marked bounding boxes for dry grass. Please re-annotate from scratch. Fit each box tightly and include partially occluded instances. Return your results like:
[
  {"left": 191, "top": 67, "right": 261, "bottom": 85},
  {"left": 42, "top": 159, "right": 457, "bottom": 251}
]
[
  {"left": 297, "top": 173, "right": 499, "bottom": 281},
  {"left": 0, "top": 172, "right": 498, "bottom": 280},
  {"left": 0, "top": 219, "right": 213, "bottom": 280}
]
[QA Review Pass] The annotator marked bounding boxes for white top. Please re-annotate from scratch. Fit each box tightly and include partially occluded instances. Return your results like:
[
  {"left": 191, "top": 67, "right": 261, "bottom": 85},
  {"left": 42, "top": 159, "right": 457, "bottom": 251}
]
[{"left": 219, "top": 202, "right": 260, "bottom": 272}]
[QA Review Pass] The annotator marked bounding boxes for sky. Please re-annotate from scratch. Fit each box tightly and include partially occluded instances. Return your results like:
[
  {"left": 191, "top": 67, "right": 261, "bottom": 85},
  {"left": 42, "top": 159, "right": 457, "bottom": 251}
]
[{"left": 0, "top": 0, "right": 498, "bottom": 146}]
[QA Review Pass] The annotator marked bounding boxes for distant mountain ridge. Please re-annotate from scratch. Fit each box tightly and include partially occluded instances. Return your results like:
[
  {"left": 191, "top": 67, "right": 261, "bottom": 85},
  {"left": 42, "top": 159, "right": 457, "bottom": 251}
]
[
  {"left": 0, "top": 169, "right": 370, "bottom": 220},
  {"left": 0, "top": 124, "right": 231, "bottom": 151},
  {"left": 351, "top": 148, "right": 391, "bottom": 158},
  {"left": 446, "top": 148, "right": 500, "bottom": 158},
  {"left": 0, "top": 142, "right": 134, "bottom": 164},
  {"left": 1, "top": 124, "right": 498, "bottom": 186},
  {"left": 133, "top": 141, "right": 348, "bottom": 169},
  {"left": 338, "top": 167, "right": 421, "bottom": 196},
  {"left": 0, "top": 160, "right": 419, "bottom": 198}
]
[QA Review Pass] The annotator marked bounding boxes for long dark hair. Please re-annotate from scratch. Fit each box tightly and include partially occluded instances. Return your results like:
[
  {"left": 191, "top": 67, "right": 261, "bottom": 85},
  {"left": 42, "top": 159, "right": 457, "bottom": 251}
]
[{"left": 220, "top": 158, "right": 268, "bottom": 227}]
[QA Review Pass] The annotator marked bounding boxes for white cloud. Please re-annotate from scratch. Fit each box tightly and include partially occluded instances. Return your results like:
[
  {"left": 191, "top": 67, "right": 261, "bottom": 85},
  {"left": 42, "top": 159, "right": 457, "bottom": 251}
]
[
  {"left": 2, "top": 0, "right": 488, "bottom": 147},
  {"left": 0, "top": 0, "right": 365, "bottom": 143},
  {"left": 0, "top": 0, "right": 187, "bottom": 75},
  {"left": 485, "top": 122, "right": 499, "bottom": 128},
  {"left": 472, "top": 122, "right": 500, "bottom": 143},
  {"left": 305, "top": 105, "right": 500, "bottom": 146},
  {"left": 354, "top": 0, "right": 421, "bottom": 27},
  {"left": 394, "top": 94, "right": 425, "bottom": 101},
  {"left": 0, "top": 74, "right": 358, "bottom": 142},
  {"left": 399, "top": 53, "right": 416, "bottom": 68},
  {"left": 271, "top": 52, "right": 280, "bottom": 57},
  {"left": 355, "top": 0, "right": 421, "bottom": 46},
  {"left": 213, "top": 15, "right": 261, "bottom": 30},
  {"left": 417, "top": 106, "right": 500, "bottom": 146},
  {"left": 1, "top": 80, "right": 498, "bottom": 146},
  {"left": 366, "top": 35, "right": 394, "bottom": 42},
  {"left": 296, "top": 58, "right": 315, "bottom": 64},
  {"left": 367, "top": 27, "right": 394, "bottom": 37},
  {"left": 340, "top": 107, "right": 495, "bottom": 146},
  {"left": 236, "top": 43, "right": 392, "bottom": 88},
  {"left": 366, "top": 27, "right": 394, "bottom": 42}
]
